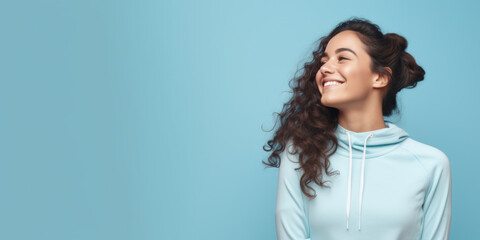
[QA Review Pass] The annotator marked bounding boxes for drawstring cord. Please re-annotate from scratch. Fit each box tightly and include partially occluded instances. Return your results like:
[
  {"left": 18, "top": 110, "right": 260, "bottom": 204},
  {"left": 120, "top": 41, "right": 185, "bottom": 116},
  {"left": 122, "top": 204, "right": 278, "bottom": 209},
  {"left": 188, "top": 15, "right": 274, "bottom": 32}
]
[
  {"left": 345, "top": 132, "right": 374, "bottom": 231},
  {"left": 346, "top": 132, "right": 353, "bottom": 230}
]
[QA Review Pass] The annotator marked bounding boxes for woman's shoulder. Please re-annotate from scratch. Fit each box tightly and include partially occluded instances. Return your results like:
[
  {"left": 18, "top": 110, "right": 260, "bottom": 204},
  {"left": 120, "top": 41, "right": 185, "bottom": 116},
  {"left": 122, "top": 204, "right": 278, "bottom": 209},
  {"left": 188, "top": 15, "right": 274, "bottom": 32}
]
[{"left": 400, "top": 137, "right": 450, "bottom": 171}]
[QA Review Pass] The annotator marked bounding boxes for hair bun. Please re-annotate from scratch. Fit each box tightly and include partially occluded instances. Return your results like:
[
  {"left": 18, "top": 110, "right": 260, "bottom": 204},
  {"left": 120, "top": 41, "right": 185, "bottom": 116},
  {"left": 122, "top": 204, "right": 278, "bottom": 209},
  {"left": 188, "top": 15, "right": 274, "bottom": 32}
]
[
  {"left": 400, "top": 51, "right": 425, "bottom": 89},
  {"left": 382, "top": 33, "right": 424, "bottom": 90},
  {"left": 384, "top": 33, "right": 407, "bottom": 52}
]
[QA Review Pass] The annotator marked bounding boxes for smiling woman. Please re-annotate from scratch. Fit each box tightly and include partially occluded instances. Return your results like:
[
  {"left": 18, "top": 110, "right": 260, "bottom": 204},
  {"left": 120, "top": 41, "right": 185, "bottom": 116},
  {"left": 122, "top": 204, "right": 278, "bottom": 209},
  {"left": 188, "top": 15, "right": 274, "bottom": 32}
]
[
  {"left": 263, "top": 17, "right": 451, "bottom": 240},
  {"left": 316, "top": 30, "right": 392, "bottom": 115}
]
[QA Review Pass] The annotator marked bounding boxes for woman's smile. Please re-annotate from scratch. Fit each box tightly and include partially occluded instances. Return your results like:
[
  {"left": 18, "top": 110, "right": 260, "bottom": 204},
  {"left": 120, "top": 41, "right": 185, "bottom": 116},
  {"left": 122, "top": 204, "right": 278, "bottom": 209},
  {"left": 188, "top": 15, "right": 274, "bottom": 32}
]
[{"left": 323, "top": 81, "right": 345, "bottom": 89}]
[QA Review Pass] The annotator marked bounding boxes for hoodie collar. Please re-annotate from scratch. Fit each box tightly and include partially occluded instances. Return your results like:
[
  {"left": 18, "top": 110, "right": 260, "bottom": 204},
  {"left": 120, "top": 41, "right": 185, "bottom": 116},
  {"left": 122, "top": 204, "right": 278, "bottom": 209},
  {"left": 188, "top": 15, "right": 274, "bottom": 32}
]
[
  {"left": 334, "top": 121, "right": 410, "bottom": 159},
  {"left": 332, "top": 121, "right": 410, "bottom": 231}
]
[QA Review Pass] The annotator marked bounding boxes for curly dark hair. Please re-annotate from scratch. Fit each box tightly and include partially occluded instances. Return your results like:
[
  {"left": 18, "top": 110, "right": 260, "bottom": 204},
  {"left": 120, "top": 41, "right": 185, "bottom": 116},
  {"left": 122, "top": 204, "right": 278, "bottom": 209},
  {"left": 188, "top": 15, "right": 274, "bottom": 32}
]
[{"left": 263, "top": 17, "right": 426, "bottom": 199}]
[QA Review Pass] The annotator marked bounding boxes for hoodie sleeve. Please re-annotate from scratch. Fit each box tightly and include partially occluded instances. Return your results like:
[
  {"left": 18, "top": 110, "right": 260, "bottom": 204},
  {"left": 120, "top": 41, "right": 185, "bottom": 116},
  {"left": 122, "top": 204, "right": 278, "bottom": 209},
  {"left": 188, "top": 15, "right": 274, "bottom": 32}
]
[
  {"left": 420, "top": 152, "right": 452, "bottom": 240},
  {"left": 275, "top": 144, "right": 310, "bottom": 240}
]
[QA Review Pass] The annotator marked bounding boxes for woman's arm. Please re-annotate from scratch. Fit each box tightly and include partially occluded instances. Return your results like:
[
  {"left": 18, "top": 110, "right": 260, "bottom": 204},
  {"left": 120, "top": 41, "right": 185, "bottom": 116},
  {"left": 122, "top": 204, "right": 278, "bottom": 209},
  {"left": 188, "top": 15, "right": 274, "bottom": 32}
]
[
  {"left": 275, "top": 143, "right": 311, "bottom": 240},
  {"left": 420, "top": 153, "right": 452, "bottom": 240}
]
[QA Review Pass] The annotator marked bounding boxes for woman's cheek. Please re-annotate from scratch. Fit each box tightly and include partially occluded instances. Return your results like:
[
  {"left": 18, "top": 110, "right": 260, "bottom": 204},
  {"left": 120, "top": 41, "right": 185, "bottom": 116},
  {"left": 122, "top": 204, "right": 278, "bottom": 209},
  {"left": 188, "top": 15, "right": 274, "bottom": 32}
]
[{"left": 315, "top": 70, "right": 322, "bottom": 85}]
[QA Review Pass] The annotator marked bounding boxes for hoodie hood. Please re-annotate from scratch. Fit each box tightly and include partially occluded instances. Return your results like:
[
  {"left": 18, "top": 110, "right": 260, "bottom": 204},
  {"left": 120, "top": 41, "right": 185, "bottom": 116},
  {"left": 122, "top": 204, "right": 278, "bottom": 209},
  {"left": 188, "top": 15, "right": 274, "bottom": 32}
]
[{"left": 333, "top": 121, "right": 410, "bottom": 231}]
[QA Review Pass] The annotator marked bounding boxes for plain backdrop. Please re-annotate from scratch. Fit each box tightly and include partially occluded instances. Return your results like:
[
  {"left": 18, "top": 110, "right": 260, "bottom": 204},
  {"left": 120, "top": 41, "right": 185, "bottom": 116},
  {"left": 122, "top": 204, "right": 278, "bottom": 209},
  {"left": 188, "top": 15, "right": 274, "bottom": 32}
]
[{"left": 1, "top": 0, "right": 478, "bottom": 239}]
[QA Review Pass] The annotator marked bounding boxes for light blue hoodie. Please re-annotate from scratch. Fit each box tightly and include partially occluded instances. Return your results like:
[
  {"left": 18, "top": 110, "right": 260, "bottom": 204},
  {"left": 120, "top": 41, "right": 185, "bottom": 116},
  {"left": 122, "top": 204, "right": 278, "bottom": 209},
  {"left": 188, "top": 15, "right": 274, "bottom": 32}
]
[{"left": 275, "top": 121, "right": 452, "bottom": 240}]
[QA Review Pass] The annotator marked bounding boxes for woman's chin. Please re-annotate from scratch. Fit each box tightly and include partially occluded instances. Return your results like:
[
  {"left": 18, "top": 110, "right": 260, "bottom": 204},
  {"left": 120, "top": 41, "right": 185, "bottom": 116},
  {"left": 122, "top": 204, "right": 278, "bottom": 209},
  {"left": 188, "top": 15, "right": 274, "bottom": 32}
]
[{"left": 321, "top": 98, "right": 340, "bottom": 108}]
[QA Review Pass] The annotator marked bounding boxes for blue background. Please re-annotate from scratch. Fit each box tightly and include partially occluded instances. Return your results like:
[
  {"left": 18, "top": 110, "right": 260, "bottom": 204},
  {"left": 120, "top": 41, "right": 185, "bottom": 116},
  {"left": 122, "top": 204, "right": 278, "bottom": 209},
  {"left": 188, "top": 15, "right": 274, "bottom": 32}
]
[{"left": 1, "top": 0, "right": 478, "bottom": 239}]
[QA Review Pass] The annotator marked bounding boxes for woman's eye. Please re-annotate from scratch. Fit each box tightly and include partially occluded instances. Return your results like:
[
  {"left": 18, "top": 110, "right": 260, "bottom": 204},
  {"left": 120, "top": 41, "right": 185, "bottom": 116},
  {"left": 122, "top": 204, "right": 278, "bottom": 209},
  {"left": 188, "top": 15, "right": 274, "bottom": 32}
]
[{"left": 320, "top": 57, "right": 348, "bottom": 65}]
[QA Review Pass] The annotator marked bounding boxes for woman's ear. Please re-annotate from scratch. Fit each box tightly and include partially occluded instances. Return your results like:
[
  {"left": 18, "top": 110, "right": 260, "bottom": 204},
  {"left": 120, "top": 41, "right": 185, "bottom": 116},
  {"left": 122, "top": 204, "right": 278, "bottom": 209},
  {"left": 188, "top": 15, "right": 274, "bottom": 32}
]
[{"left": 373, "top": 67, "right": 392, "bottom": 88}]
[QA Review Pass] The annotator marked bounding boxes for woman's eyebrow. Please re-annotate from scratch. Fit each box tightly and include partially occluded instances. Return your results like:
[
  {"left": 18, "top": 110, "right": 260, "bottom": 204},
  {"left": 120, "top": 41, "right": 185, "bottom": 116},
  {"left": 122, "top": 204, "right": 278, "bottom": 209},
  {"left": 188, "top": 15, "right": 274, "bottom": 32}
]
[{"left": 321, "top": 48, "right": 357, "bottom": 57}]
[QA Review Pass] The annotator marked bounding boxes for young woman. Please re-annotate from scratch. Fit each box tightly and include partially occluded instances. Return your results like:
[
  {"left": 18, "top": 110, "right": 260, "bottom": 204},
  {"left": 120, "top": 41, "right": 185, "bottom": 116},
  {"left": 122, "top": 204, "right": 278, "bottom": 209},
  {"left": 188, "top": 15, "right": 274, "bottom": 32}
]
[{"left": 263, "top": 18, "right": 452, "bottom": 240}]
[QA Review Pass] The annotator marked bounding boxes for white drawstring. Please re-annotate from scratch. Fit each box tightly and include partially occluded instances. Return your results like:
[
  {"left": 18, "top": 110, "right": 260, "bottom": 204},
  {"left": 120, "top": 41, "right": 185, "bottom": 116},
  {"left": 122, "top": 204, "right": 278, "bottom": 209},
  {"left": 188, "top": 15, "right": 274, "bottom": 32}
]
[
  {"left": 345, "top": 132, "right": 374, "bottom": 231},
  {"left": 346, "top": 132, "right": 353, "bottom": 230},
  {"left": 358, "top": 133, "right": 374, "bottom": 230}
]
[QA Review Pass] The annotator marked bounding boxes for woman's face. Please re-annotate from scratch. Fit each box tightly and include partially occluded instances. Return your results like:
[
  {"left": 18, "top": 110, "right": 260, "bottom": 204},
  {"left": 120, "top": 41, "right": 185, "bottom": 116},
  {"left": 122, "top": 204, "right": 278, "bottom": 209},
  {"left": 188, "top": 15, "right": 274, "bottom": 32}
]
[{"left": 315, "top": 30, "right": 380, "bottom": 110}]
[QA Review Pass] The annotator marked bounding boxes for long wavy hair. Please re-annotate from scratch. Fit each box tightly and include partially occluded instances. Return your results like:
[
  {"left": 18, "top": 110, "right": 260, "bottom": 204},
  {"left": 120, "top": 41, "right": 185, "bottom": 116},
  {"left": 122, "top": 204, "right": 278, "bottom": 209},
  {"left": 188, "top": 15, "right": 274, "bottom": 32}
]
[{"left": 263, "top": 17, "right": 426, "bottom": 199}]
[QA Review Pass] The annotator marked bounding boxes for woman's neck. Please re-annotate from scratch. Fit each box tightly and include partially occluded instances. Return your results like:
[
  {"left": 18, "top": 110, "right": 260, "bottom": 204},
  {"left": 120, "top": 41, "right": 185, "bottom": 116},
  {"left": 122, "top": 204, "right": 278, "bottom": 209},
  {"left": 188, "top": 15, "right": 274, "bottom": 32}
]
[{"left": 338, "top": 109, "right": 386, "bottom": 133}]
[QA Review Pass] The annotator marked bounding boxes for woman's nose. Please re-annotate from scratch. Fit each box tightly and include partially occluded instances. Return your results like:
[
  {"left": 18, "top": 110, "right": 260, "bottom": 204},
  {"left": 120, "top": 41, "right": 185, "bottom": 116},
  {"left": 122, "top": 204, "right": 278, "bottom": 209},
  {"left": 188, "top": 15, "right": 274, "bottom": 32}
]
[{"left": 320, "top": 61, "right": 334, "bottom": 75}]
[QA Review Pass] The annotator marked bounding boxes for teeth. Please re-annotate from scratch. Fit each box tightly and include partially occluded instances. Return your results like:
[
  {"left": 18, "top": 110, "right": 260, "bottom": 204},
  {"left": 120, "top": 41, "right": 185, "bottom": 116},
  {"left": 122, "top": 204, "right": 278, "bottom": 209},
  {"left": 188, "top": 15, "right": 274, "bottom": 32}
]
[{"left": 324, "top": 81, "right": 343, "bottom": 87}]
